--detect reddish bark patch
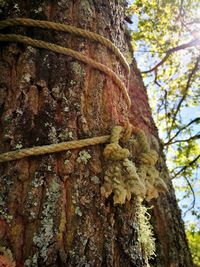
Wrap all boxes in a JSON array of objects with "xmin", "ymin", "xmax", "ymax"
[{"xmin": 0, "ymin": 220, "xmax": 7, "ymax": 239}]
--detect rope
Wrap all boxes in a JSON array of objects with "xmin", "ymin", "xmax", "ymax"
[
  {"xmin": 0, "ymin": 18, "xmax": 130, "ymax": 74},
  {"xmin": 0, "ymin": 34, "xmax": 131, "ymax": 106},
  {"xmin": 0, "ymin": 126, "xmax": 133, "ymax": 163},
  {"xmin": 101, "ymin": 125, "xmax": 146, "ymax": 204},
  {"xmin": 0, "ymin": 19, "xmax": 132, "ymax": 162},
  {"xmin": 103, "ymin": 126, "xmax": 130, "ymax": 160},
  {"xmin": 0, "ymin": 135, "xmax": 110, "ymax": 163},
  {"xmin": 0, "ymin": 33, "xmax": 131, "ymax": 107}
]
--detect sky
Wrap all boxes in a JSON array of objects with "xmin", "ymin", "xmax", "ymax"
[{"xmin": 127, "ymin": 0, "xmax": 200, "ymax": 228}]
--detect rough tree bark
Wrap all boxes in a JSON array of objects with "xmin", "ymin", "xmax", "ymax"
[{"xmin": 0, "ymin": 1, "xmax": 193, "ymax": 267}]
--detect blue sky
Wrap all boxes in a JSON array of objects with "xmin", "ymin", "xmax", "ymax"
[{"xmin": 127, "ymin": 0, "xmax": 200, "ymax": 228}]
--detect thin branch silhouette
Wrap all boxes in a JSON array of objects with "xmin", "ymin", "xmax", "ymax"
[
  {"xmin": 172, "ymin": 154, "xmax": 200, "ymax": 180},
  {"xmin": 164, "ymin": 117, "xmax": 200, "ymax": 145},
  {"xmin": 165, "ymin": 134, "xmax": 200, "ymax": 145},
  {"xmin": 183, "ymin": 175, "xmax": 196, "ymax": 217},
  {"xmin": 167, "ymin": 55, "xmax": 200, "ymax": 140},
  {"xmin": 141, "ymin": 39, "xmax": 199, "ymax": 74}
]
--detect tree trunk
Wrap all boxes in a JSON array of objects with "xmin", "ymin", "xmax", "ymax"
[{"xmin": 0, "ymin": 1, "xmax": 193, "ymax": 267}]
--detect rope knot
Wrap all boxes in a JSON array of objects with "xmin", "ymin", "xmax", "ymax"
[
  {"xmin": 140, "ymin": 150, "xmax": 158, "ymax": 165},
  {"xmin": 103, "ymin": 143, "xmax": 130, "ymax": 161},
  {"xmin": 101, "ymin": 125, "xmax": 147, "ymax": 204},
  {"xmin": 103, "ymin": 126, "xmax": 130, "ymax": 161}
]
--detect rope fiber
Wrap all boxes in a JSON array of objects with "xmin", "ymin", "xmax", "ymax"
[
  {"xmin": 0, "ymin": 33, "xmax": 131, "ymax": 107},
  {"xmin": 0, "ymin": 135, "xmax": 110, "ymax": 163},
  {"xmin": 0, "ymin": 18, "xmax": 131, "ymax": 107},
  {"xmin": 0, "ymin": 18, "xmax": 130, "ymax": 74},
  {"xmin": 0, "ymin": 18, "xmax": 132, "ymax": 163}
]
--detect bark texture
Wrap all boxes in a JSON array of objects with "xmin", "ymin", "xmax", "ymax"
[{"xmin": 0, "ymin": 0, "xmax": 193, "ymax": 267}]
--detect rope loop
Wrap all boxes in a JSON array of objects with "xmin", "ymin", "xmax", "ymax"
[
  {"xmin": 0, "ymin": 18, "xmax": 130, "ymax": 74},
  {"xmin": 0, "ymin": 18, "xmax": 131, "ymax": 107},
  {"xmin": 101, "ymin": 124, "xmax": 147, "ymax": 204},
  {"xmin": 0, "ymin": 19, "xmax": 132, "ymax": 161}
]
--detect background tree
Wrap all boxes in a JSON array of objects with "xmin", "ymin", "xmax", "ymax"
[
  {"xmin": 186, "ymin": 223, "xmax": 200, "ymax": 267},
  {"xmin": 0, "ymin": 0, "xmax": 194, "ymax": 266},
  {"xmin": 127, "ymin": 0, "xmax": 200, "ymax": 262}
]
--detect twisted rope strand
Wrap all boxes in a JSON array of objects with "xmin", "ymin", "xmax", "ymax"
[
  {"xmin": 0, "ymin": 33, "xmax": 131, "ymax": 107},
  {"xmin": 0, "ymin": 135, "xmax": 110, "ymax": 163},
  {"xmin": 0, "ymin": 19, "xmax": 132, "ymax": 162},
  {"xmin": 0, "ymin": 18, "xmax": 130, "ymax": 74}
]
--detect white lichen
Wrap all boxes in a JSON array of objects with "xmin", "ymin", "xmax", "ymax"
[
  {"xmin": 22, "ymin": 73, "xmax": 31, "ymax": 83},
  {"xmin": 31, "ymin": 173, "xmax": 44, "ymax": 188},
  {"xmin": 136, "ymin": 201, "xmax": 156, "ymax": 265},
  {"xmin": 33, "ymin": 179, "xmax": 60, "ymax": 261},
  {"xmin": 13, "ymin": 3, "xmax": 20, "ymax": 11},
  {"xmin": 16, "ymin": 108, "xmax": 23, "ymax": 115},
  {"xmin": 77, "ymin": 150, "xmax": 91, "ymax": 164},
  {"xmin": 25, "ymin": 253, "xmax": 38, "ymax": 267},
  {"xmin": 58, "ymin": 129, "xmax": 74, "ymax": 141},
  {"xmin": 48, "ymin": 126, "xmax": 58, "ymax": 143},
  {"xmin": 34, "ymin": 6, "xmax": 42, "ymax": 13},
  {"xmin": 30, "ymin": 211, "xmax": 36, "ymax": 219},
  {"xmin": 70, "ymin": 80, "xmax": 76, "ymax": 86},
  {"xmin": 47, "ymin": 165, "xmax": 52, "ymax": 171},
  {"xmin": 64, "ymin": 159, "xmax": 70, "ymax": 165},
  {"xmin": 15, "ymin": 143, "xmax": 23, "ymax": 150},
  {"xmin": 52, "ymin": 86, "xmax": 61, "ymax": 99},
  {"xmin": 64, "ymin": 106, "xmax": 69, "ymax": 112},
  {"xmin": 0, "ymin": 209, "xmax": 13, "ymax": 223},
  {"xmin": 27, "ymin": 46, "xmax": 37, "ymax": 54},
  {"xmin": 75, "ymin": 207, "xmax": 83, "ymax": 217},
  {"xmin": 91, "ymin": 176, "xmax": 100, "ymax": 184},
  {"xmin": 71, "ymin": 62, "xmax": 85, "ymax": 78}
]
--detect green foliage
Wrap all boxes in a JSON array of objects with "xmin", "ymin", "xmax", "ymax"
[
  {"xmin": 186, "ymin": 223, "xmax": 200, "ymax": 266},
  {"xmin": 127, "ymin": 0, "xmax": 200, "ymax": 225}
]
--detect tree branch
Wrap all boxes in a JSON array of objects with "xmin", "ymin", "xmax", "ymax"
[
  {"xmin": 157, "ymin": 90, "xmax": 167, "ymax": 114},
  {"xmin": 183, "ymin": 175, "xmax": 196, "ymax": 217},
  {"xmin": 154, "ymin": 68, "xmax": 162, "ymax": 87},
  {"xmin": 165, "ymin": 134, "xmax": 200, "ymax": 145},
  {"xmin": 164, "ymin": 117, "xmax": 200, "ymax": 145},
  {"xmin": 171, "ymin": 154, "xmax": 200, "ymax": 180},
  {"xmin": 134, "ymin": 50, "xmax": 165, "ymax": 54},
  {"xmin": 179, "ymin": 0, "xmax": 185, "ymax": 17},
  {"xmin": 167, "ymin": 55, "xmax": 200, "ymax": 140},
  {"xmin": 186, "ymin": 19, "xmax": 200, "ymax": 25},
  {"xmin": 164, "ymin": 91, "xmax": 170, "ymax": 139},
  {"xmin": 141, "ymin": 39, "xmax": 199, "ymax": 74}
]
